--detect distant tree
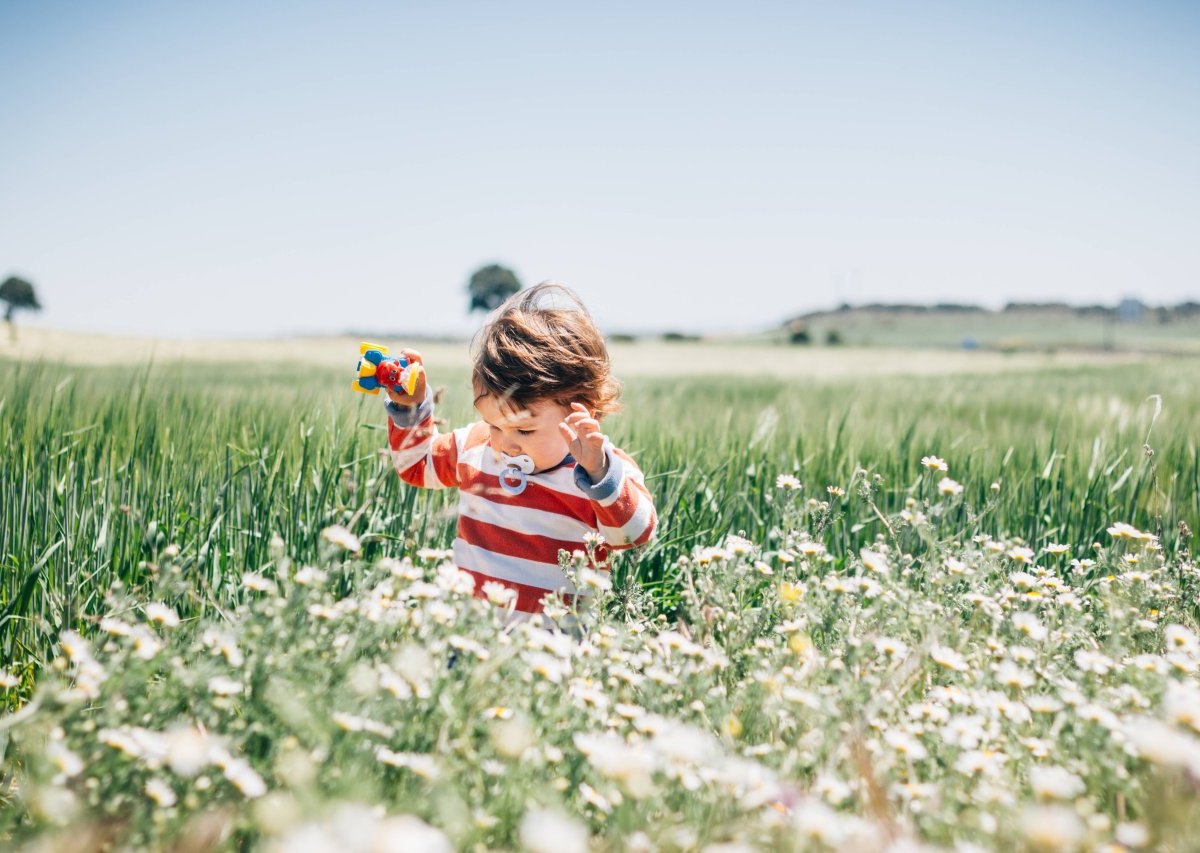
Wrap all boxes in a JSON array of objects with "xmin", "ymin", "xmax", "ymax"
[
  {"xmin": 1, "ymin": 275, "xmax": 42, "ymax": 342},
  {"xmin": 825, "ymin": 328, "xmax": 843, "ymax": 346},
  {"xmin": 467, "ymin": 264, "xmax": 521, "ymax": 314}
]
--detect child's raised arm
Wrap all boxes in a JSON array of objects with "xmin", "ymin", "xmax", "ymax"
[
  {"xmin": 562, "ymin": 405, "xmax": 657, "ymax": 549},
  {"xmin": 385, "ymin": 350, "xmax": 464, "ymax": 491}
]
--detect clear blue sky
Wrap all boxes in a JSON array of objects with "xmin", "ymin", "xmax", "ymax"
[{"xmin": 2, "ymin": 0, "xmax": 1198, "ymax": 337}]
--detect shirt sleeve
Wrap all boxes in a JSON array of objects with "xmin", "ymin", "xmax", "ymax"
[
  {"xmin": 574, "ymin": 444, "xmax": 657, "ymax": 549},
  {"xmin": 385, "ymin": 388, "xmax": 462, "ymax": 490}
]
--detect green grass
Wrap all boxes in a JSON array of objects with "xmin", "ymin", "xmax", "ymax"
[
  {"xmin": 5, "ymin": 352, "xmax": 1200, "ymax": 850},
  {"xmin": 2, "ymin": 355, "xmax": 1199, "ymax": 666}
]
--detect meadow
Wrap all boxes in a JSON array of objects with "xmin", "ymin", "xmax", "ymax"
[{"xmin": 2, "ymin": 344, "xmax": 1200, "ymax": 851}]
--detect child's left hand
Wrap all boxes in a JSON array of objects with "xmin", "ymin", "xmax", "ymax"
[{"xmin": 559, "ymin": 403, "xmax": 608, "ymax": 482}]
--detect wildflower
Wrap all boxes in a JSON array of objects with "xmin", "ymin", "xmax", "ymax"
[
  {"xmin": 907, "ymin": 702, "xmax": 949, "ymax": 723},
  {"xmin": 860, "ymin": 549, "xmax": 890, "ymax": 575},
  {"xmin": 1010, "ymin": 645, "xmax": 1036, "ymax": 663},
  {"xmin": 1029, "ymin": 766, "xmax": 1085, "ymax": 800},
  {"xmin": 791, "ymin": 799, "xmax": 849, "ymax": 846},
  {"xmin": 1074, "ymin": 649, "xmax": 1115, "ymax": 675},
  {"xmin": 921, "ymin": 455, "xmax": 949, "ymax": 473},
  {"xmin": 995, "ymin": 660, "xmax": 1035, "ymax": 689},
  {"xmin": 1021, "ymin": 737, "xmax": 1053, "ymax": 759},
  {"xmin": 201, "ymin": 629, "xmax": 244, "ymax": 667},
  {"xmin": 931, "ymin": 645, "xmax": 968, "ymax": 672},
  {"xmin": 1107, "ymin": 522, "xmax": 1152, "ymax": 541},
  {"xmin": 775, "ymin": 474, "xmax": 802, "ymax": 491},
  {"xmin": 815, "ymin": 774, "xmax": 853, "ymax": 805},
  {"xmin": 574, "ymin": 732, "xmax": 655, "ymax": 794},
  {"xmin": 482, "ymin": 582, "xmax": 517, "ymax": 607},
  {"xmin": 222, "ymin": 757, "xmax": 267, "ymax": 798},
  {"xmin": 1165, "ymin": 624, "xmax": 1199, "ymax": 655},
  {"xmin": 165, "ymin": 726, "xmax": 215, "ymax": 777},
  {"xmin": 884, "ymin": 730, "xmax": 928, "ymax": 761},
  {"xmin": 1076, "ymin": 704, "xmax": 1119, "ymax": 729},
  {"xmin": 579, "ymin": 568, "xmax": 612, "ymax": 592},
  {"xmin": 1007, "ymin": 547, "xmax": 1035, "ymax": 564},
  {"xmin": 208, "ymin": 676, "xmax": 244, "ymax": 697},
  {"xmin": 1164, "ymin": 682, "xmax": 1200, "ymax": 733},
  {"xmin": 778, "ymin": 582, "xmax": 805, "ymax": 604},
  {"xmin": 131, "ymin": 628, "xmax": 163, "ymax": 661},
  {"xmin": 1011, "ymin": 571, "xmax": 1038, "ymax": 590},
  {"xmin": 520, "ymin": 808, "xmax": 590, "ymax": 853},
  {"xmin": 873, "ymin": 637, "xmax": 908, "ymax": 659},
  {"xmin": 938, "ymin": 477, "xmax": 964, "ymax": 496},
  {"xmin": 144, "ymin": 778, "xmax": 177, "ymax": 808},
  {"xmin": 1044, "ymin": 543, "xmax": 1070, "ymax": 555},
  {"xmin": 826, "ymin": 486, "xmax": 845, "ymax": 498},
  {"xmin": 946, "ymin": 557, "xmax": 969, "ymax": 575},
  {"xmin": 796, "ymin": 540, "xmax": 827, "ymax": 558},
  {"xmin": 144, "ymin": 603, "xmax": 180, "ymax": 627},
  {"xmin": 376, "ymin": 748, "xmax": 440, "ymax": 779},
  {"xmin": 954, "ymin": 748, "xmax": 1007, "ymax": 777},
  {"xmin": 725, "ymin": 534, "xmax": 755, "ymax": 557},
  {"xmin": 1020, "ymin": 805, "xmax": 1084, "ymax": 851},
  {"xmin": 320, "ymin": 524, "xmax": 361, "ymax": 552},
  {"xmin": 1027, "ymin": 695, "xmax": 1063, "ymax": 714},
  {"xmin": 527, "ymin": 652, "xmax": 569, "ymax": 684},
  {"xmin": 491, "ymin": 716, "xmax": 535, "ymax": 759},
  {"xmin": 242, "ymin": 573, "xmax": 278, "ymax": 594},
  {"xmin": 0, "ymin": 671, "xmax": 19, "ymax": 689},
  {"xmin": 1115, "ymin": 823, "xmax": 1150, "ymax": 848},
  {"xmin": 332, "ymin": 712, "xmax": 394, "ymax": 738},
  {"xmin": 435, "ymin": 563, "xmax": 476, "ymax": 596},
  {"xmin": 47, "ymin": 742, "xmax": 84, "ymax": 783},
  {"xmin": 306, "ymin": 604, "xmax": 339, "ymax": 621},
  {"xmin": 942, "ymin": 715, "xmax": 988, "ymax": 749},
  {"xmin": 99, "ymin": 617, "xmax": 132, "ymax": 637},
  {"xmin": 579, "ymin": 782, "xmax": 614, "ymax": 813},
  {"xmin": 1012, "ymin": 612, "xmax": 1047, "ymax": 641}
]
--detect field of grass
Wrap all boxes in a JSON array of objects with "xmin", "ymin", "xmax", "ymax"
[{"xmin": 3, "ymin": 345, "xmax": 1200, "ymax": 850}]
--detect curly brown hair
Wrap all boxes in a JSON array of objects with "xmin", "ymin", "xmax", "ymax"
[{"xmin": 471, "ymin": 281, "xmax": 621, "ymax": 418}]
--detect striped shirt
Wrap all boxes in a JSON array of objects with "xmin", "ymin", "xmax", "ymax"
[{"xmin": 385, "ymin": 393, "xmax": 657, "ymax": 613}]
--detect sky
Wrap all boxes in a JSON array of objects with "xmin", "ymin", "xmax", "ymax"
[{"xmin": 1, "ymin": 0, "xmax": 1198, "ymax": 338}]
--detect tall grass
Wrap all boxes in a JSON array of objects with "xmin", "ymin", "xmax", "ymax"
[{"xmin": 3, "ymin": 356, "xmax": 1198, "ymax": 665}]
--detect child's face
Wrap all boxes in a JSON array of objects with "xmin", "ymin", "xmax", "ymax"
[{"xmin": 475, "ymin": 393, "xmax": 574, "ymax": 474}]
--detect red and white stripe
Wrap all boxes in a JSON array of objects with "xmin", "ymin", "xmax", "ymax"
[{"xmin": 387, "ymin": 409, "xmax": 656, "ymax": 612}]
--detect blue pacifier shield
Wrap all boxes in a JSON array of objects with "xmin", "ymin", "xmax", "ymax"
[
  {"xmin": 499, "ymin": 467, "xmax": 528, "ymax": 495},
  {"xmin": 499, "ymin": 453, "xmax": 534, "ymax": 496}
]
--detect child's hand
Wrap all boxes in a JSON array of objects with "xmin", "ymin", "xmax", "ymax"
[
  {"xmin": 384, "ymin": 349, "xmax": 427, "ymax": 407},
  {"xmin": 559, "ymin": 402, "xmax": 608, "ymax": 482}
]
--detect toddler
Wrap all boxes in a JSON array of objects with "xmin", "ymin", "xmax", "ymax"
[{"xmin": 384, "ymin": 282, "xmax": 657, "ymax": 614}]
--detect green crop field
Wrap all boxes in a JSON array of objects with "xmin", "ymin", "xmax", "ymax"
[{"xmin": 3, "ymin": 348, "xmax": 1200, "ymax": 850}]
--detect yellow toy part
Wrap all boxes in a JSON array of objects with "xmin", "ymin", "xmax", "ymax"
[{"xmin": 400, "ymin": 363, "xmax": 423, "ymax": 396}]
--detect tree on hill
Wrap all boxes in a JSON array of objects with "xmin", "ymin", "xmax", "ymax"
[
  {"xmin": 1, "ymin": 275, "xmax": 42, "ymax": 342},
  {"xmin": 467, "ymin": 264, "xmax": 521, "ymax": 314}
]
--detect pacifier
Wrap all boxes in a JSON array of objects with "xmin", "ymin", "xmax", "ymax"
[{"xmin": 499, "ymin": 453, "xmax": 535, "ymax": 495}]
